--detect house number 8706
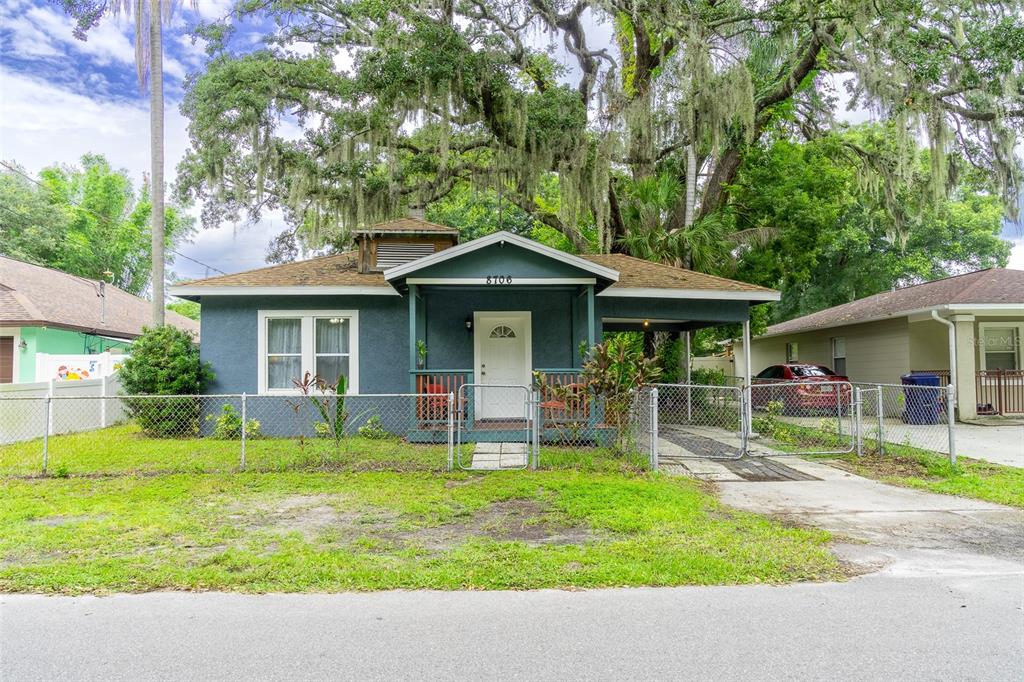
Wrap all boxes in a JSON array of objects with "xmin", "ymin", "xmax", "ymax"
[{"xmin": 486, "ymin": 275, "xmax": 513, "ymax": 284}]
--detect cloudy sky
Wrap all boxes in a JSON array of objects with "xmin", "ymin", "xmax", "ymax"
[{"xmin": 1, "ymin": 0, "xmax": 1021, "ymax": 284}]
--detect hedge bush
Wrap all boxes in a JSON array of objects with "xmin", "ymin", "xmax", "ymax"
[{"xmin": 119, "ymin": 325, "xmax": 214, "ymax": 437}]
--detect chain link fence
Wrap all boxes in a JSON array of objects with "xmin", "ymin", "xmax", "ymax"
[
  {"xmin": 639, "ymin": 380, "xmax": 956, "ymax": 465},
  {"xmin": 748, "ymin": 381, "xmax": 856, "ymax": 456},
  {"xmin": 651, "ymin": 383, "xmax": 745, "ymax": 463},
  {"xmin": 851, "ymin": 383, "xmax": 955, "ymax": 457},
  {"xmin": 0, "ymin": 388, "xmax": 652, "ymax": 475}
]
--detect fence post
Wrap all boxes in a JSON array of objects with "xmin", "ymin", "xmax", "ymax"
[
  {"xmin": 876, "ymin": 386, "xmax": 884, "ymax": 456},
  {"xmin": 42, "ymin": 396, "xmax": 51, "ymax": 474},
  {"xmin": 854, "ymin": 387, "xmax": 863, "ymax": 456},
  {"xmin": 649, "ymin": 387, "xmax": 659, "ymax": 471},
  {"xmin": 100, "ymin": 374, "xmax": 109, "ymax": 428},
  {"xmin": 447, "ymin": 392, "xmax": 455, "ymax": 472},
  {"xmin": 532, "ymin": 389, "xmax": 541, "ymax": 470},
  {"xmin": 946, "ymin": 384, "xmax": 957, "ymax": 466},
  {"xmin": 240, "ymin": 393, "xmax": 247, "ymax": 470}
]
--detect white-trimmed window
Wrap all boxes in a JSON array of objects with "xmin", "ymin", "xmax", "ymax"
[
  {"xmin": 979, "ymin": 323, "xmax": 1021, "ymax": 370},
  {"xmin": 831, "ymin": 337, "xmax": 847, "ymax": 376},
  {"xmin": 785, "ymin": 342, "xmax": 799, "ymax": 363},
  {"xmin": 258, "ymin": 311, "xmax": 358, "ymax": 393}
]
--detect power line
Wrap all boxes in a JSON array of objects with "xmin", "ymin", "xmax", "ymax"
[{"xmin": 0, "ymin": 159, "xmax": 228, "ymax": 275}]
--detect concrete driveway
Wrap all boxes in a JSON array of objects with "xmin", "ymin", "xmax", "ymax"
[
  {"xmin": 953, "ymin": 422, "xmax": 1024, "ymax": 467},
  {"xmin": 714, "ymin": 457, "xmax": 1024, "ymax": 570}
]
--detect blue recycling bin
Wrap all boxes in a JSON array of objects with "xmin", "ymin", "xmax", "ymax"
[{"xmin": 901, "ymin": 373, "xmax": 942, "ymax": 425}]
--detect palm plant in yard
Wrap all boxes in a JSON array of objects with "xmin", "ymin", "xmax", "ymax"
[{"xmin": 58, "ymin": 0, "xmax": 195, "ymax": 325}]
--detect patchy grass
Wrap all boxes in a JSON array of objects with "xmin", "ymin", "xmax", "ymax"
[
  {"xmin": 831, "ymin": 449, "xmax": 1024, "ymax": 509},
  {"xmin": 0, "ymin": 468, "xmax": 840, "ymax": 593}
]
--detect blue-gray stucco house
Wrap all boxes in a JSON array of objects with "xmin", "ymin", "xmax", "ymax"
[{"xmin": 170, "ymin": 218, "xmax": 778, "ymax": 441}]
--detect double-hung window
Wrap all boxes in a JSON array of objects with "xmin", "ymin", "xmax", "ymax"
[
  {"xmin": 980, "ymin": 325, "xmax": 1020, "ymax": 370},
  {"xmin": 831, "ymin": 337, "xmax": 847, "ymax": 376},
  {"xmin": 258, "ymin": 311, "xmax": 358, "ymax": 393}
]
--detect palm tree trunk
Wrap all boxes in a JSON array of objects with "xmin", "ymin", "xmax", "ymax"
[
  {"xmin": 679, "ymin": 142, "xmax": 697, "ymax": 383},
  {"xmin": 149, "ymin": 0, "xmax": 165, "ymax": 326}
]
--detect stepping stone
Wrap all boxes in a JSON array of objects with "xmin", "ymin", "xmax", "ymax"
[{"xmin": 470, "ymin": 442, "xmax": 529, "ymax": 470}]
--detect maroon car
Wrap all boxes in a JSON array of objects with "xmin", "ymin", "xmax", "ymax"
[{"xmin": 751, "ymin": 364, "xmax": 852, "ymax": 414}]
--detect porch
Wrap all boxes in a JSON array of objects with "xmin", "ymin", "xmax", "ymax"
[{"xmin": 915, "ymin": 369, "xmax": 1024, "ymax": 416}]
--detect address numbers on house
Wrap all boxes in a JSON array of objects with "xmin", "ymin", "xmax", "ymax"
[{"xmin": 486, "ymin": 275, "xmax": 513, "ymax": 284}]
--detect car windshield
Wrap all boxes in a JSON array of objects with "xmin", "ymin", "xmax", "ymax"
[{"xmin": 790, "ymin": 365, "xmax": 835, "ymax": 377}]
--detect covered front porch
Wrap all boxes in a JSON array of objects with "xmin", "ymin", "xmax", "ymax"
[
  {"xmin": 401, "ymin": 286, "xmax": 764, "ymax": 444},
  {"xmin": 381, "ymin": 231, "xmax": 777, "ymax": 443}
]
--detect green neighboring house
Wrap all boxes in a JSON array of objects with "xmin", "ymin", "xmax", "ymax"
[{"xmin": 0, "ymin": 255, "xmax": 199, "ymax": 384}]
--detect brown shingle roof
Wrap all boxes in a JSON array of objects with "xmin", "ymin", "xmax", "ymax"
[
  {"xmin": 176, "ymin": 251, "xmax": 387, "ymax": 288},
  {"xmin": 765, "ymin": 268, "xmax": 1024, "ymax": 336},
  {"xmin": 0, "ymin": 256, "xmax": 200, "ymax": 339},
  {"xmin": 177, "ymin": 247, "xmax": 776, "ymax": 298},
  {"xmin": 353, "ymin": 217, "xmax": 459, "ymax": 235},
  {"xmin": 582, "ymin": 253, "xmax": 777, "ymax": 294}
]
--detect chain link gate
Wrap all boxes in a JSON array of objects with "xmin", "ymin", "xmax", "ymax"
[
  {"xmin": 747, "ymin": 381, "xmax": 856, "ymax": 456},
  {"xmin": 455, "ymin": 383, "xmax": 534, "ymax": 470},
  {"xmin": 648, "ymin": 383, "xmax": 746, "ymax": 462}
]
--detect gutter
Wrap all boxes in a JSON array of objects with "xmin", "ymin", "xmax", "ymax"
[{"xmin": 930, "ymin": 310, "xmax": 957, "ymax": 397}]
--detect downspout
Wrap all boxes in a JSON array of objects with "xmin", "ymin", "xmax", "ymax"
[{"xmin": 930, "ymin": 309, "xmax": 957, "ymax": 394}]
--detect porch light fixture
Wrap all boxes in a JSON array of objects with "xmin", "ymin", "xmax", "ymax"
[
  {"xmin": 464, "ymin": 316, "xmax": 473, "ymax": 331},
  {"xmin": 642, "ymin": 319, "xmax": 650, "ymax": 329},
  {"xmin": 18, "ymin": 340, "xmax": 27, "ymax": 350}
]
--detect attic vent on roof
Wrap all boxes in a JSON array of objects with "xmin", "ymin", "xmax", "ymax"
[{"xmin": 376, "ymin": 243, "xmax": 436, "ymax": 270}]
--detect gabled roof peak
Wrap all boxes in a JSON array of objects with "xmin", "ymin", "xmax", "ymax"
[{"xmin": 383, "ymin": 230, "xmax": 620, "ymax": 282}]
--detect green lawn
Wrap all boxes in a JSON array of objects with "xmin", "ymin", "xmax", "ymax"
[{"xmin": 0, "ymin": 427, "xmax": 840, "ymax": 593}]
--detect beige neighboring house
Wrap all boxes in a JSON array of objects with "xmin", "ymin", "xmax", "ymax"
[{"xmin": 735, "ymin": 268, "xmax": 1024, "ymax": 419}]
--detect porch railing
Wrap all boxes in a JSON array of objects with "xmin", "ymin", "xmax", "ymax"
[
  {"xmin": 977, "ymin": 369, "xmax": 1024, "ymax": 415},
  {"xmin": 412, "ymin": 370, "xmax": 471, "ymax": 423},
  {"xmin": 534, "ymin": 368, "xmax": 588, "ymax": 422},
  {"xmin": 910, "ymin": 369, "xmax": 1024, "ymax": 415}
]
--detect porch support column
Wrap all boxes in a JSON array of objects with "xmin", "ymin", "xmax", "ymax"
[
  {"xmin": 586, "ymin": 284, "xmax": 595, "ymax": 349},
  {"xmin": 952, "ymin": 314, "xmax": 977, "ymax": 420},
  {"xmin": 408, "ymin": 284, "xmax": 418, "ymax": 392}
]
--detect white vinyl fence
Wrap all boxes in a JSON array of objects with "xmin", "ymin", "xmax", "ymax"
[{"xmin": 0, "ymin": 374, "xmax": 124, "ymax": 444}]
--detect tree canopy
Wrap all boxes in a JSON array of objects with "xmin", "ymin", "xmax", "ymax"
[
  {"xmin": 178, "ymin": 0, "xmax": 1023, "ymax": 262},
  {"xmin": 0, "ymin": 155, "xmax": 193, "ymax": 295}
]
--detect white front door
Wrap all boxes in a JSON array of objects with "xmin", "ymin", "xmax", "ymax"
[{"xmin": 474, "ymin": 312, "xmax": 531, "ymax": 420}]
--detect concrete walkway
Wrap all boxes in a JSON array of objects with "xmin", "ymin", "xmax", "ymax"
[{"xmin": 468, "ymin": 442, "xmax": 529, "ymax": 469}]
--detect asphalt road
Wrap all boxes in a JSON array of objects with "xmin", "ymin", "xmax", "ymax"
[{"xmin": 3, "ymin": 558, "xmax": 1023, "ymax": 682}]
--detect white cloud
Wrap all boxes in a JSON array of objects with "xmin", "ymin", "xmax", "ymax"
[
  {"xmin": 0, "ymin": 67, "xmax": 277, "ymax": 277},
  {"xmin": 2, "ymin": 2, "xmax": 188, "ymax": 81},
  {"xmin": 1007, "ymin": 239, "xmax": 1024, "ymax": 270}
]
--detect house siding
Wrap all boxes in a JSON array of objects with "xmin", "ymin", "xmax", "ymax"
[
  {"xmin": 200, "ymin": 295, "xmax": 409, "ymax": 394},
  {"xmin": 742, "ymin": 317, "xmax": 911, "ymax": 383},
  {"xmin": 199, "ymin": 291, "xmax": 756, "ymax": 394}
]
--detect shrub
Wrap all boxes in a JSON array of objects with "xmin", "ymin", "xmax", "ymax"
[
  {"xmin": 752, "ymin": 400, "xmax": 784, "ymax": 437},
  {"xmin": 357, "ymin": 415, "xmax": 391, "ymax": 440},
  {"xmin": 119, "ymin": 325, "xmax": 214, "ymax": 437},
  {"xmin": 207, "ymin": 404, "xmax": 261, "ymax": 440},
  {"xmin": 691, "ymin": 367, "xmax": 727, "ymax": 386}
]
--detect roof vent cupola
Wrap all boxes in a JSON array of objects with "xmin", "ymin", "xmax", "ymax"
[{"xmin": 354, "ymin": 217, "xmax": 459, "ymax": 274}]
